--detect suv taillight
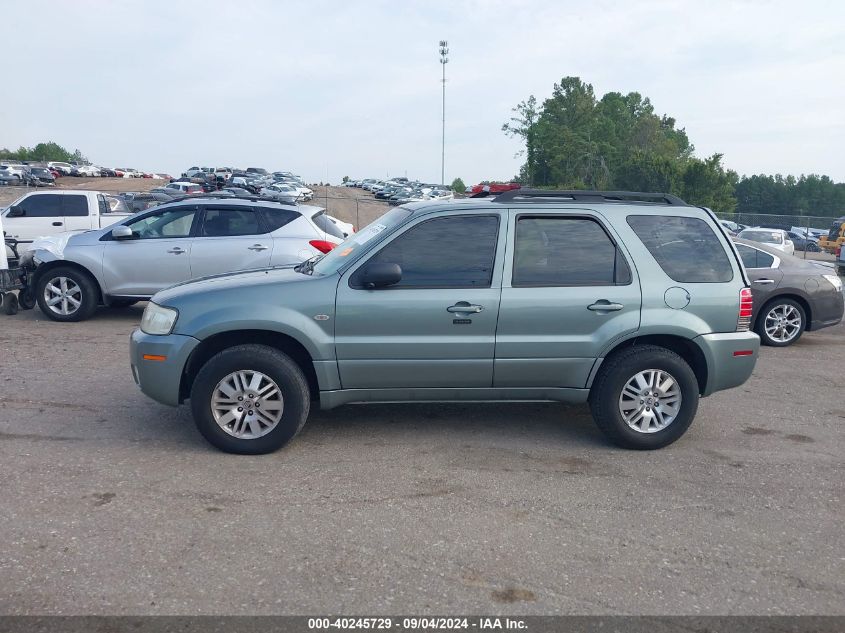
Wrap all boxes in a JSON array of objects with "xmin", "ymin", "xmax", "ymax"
[
  {"xmin": 737, "ymin": 288, "xmax": 753, "ymax": 331},
  {"xmin": 309, "ymin": 240, "xmax": 336, "ymax": 254}
]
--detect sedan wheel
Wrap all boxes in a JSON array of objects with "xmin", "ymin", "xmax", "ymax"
[{"xmin": 758, "ymin": 299, "xmax": 805, "ymax": 347}]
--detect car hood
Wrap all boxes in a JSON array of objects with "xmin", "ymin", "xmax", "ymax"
[{"xmin": 152, "ymin": 265, "xmax": 312, "ymax": 304}]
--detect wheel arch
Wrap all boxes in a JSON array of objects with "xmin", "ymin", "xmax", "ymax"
[
  {"xmin": 593, "ymin": 334, "xmax": 709, "ymax": 395},
  {"xmin": 181, "ymin": 329, "xmax": 320, "ymax": 403},
  {"xmin": 33, "ymin": 260, "xmax": 103, "ymax": 303},
  {"xmin": 754, "ymin": 293, "xmax": 812, "ymax": 332}
]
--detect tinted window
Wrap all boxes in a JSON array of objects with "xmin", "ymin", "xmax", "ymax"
[
  {"xmin": 737, "ymin": 245, "xmax": 775, "ymax": 269},
  {"xmin": 98, "ymin": 195, "xmax": 110, "ymax": 216},
  {"xmin": 627, "ymin": 215, "xmax": 733, "ymax": 283},
  {"xmin": 259, "ymin": 207, "xmax": 299, "ymax": 232},
  {"xmin": 126, "ymin": 208, "xmax": 196, "ymax": 239},
  {"xmin": 360, "ymin": 215, "xmax": 499, "ymax": 288},
  {"xmin": 513, "ymin": 216, "xmax": 631, "ymax": 286},
  {"xmin": 62, "ymin": 195, "xmax": 88, "ymax": 217},
  {"xmin": 18, "ymin": 194, "xmax": 62, "ymax": 217},
  {"xmin": 311, "ymin": 211, "xmax": 346, "ymax": 239},
  {"xmin": 201, "ymin": 208, "xmax": 261, "ymax": 236}
]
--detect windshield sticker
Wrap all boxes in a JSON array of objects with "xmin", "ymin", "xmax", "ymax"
[{"xmin": 354, "ymin": 223, "xmax": 387, "ymax": 244}]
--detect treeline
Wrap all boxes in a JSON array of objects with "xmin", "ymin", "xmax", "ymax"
[
  {"xmin": 0, "ymin": 141, "xmax": 88, "ymax": 165},
  {"xmin": 503, "ymin": 77, "xmax": 844, "ymax": 217}
]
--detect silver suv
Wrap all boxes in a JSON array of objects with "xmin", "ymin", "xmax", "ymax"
[{"xmin": 130, "ymin": 190, "xmax": 760, "ymax": 454}]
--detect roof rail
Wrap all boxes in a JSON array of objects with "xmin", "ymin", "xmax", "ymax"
[
  {"xmin": 487, "ymin": 189, "xmax": 689, "ymax": 206},
  {"xmin": 163, "ymin": 193, "xmax": 298, "ymax": 206}
]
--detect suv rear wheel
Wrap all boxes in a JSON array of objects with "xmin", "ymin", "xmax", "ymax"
[
  {"xmin": 589, "ymin": 345, "xmax": 699, "ymax": 449},
  {"xmin": 190, "ymin": 344, "xmax": 310, "ymax": 454}
]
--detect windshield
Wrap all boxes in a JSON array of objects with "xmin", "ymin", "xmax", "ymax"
[
  {"xmin": 311, "ymin": 207, "xmax": 413, "ymax": 276},
  {"xmin": 740, "ymin": 230, "xmax": 782, "ymax": 244}
]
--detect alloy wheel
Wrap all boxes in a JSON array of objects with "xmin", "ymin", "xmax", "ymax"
[
  {"xmin": 43, "ymin": 276, "xmax": 82, "ymax": 316},
  {"xmin": 618, "ymin": 369, "xmax": 682, "ymax": 434},
  {"xmin": 211, "ymin": 370, "xmax": 285, "ymax": 439},
  {"xmin": 764, "ymin": 304, "xmax": 802, "ymax": 343}
]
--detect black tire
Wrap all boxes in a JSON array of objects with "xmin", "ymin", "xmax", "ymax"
[
  {"xmin": 2, "ymin": 292, "xmax": 19, "ymax": 315},
  {"xmin": 756, "ymin": 297, "xmax": 806, "ymax": 347},
  {"xmin": 18, "ymin": 287, "xmax": 36, "ymax": 310},
  {"xmin": 110, "ymin": 299, "xmax": 139, "ymax": 308},
  {"xmin": 35, "ymin": 266, "xmax": 99, "ymax": 322},
  {"xmin": 589, "ymin": 345, "xmax": 699, "ymax": 450},
  {"xmin": 190, "ymin": 344, "xmax": 310, "ymax": 454}
]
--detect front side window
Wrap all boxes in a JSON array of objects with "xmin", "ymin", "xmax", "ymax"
[
  {"xmin": 356, "ymin": 214, "xmax": 499, "ymax": 289},
  {"xmin": 125, "ymin": 208, "xmax": 196, "ymax": 239},
  {"xmin": 18, "ymin": 194, "xmax": 62, "ymax": 217},
  {"xmin": 628, "ymin": 215, "xmax": 733, "ymax": 283},
  {"xmin": 512, "ymin": 216, "xmax": 631, "ymax": 286},
  {"xmin": 201, "ymin": 208, "xmax": 261, "ymax": 237}
]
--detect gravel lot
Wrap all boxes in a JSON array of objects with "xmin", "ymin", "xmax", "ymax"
[{"xmin": 0, "ymin": 302, "xmax": 843, "ymax": 615}]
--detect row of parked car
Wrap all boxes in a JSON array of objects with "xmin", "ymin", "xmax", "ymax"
[
  {"xmin": 0, "ymin": 161, "xmax": 172, "ymax": 186},
  {"xmin": 166, "ymin": 167, "xmax": 315, "ymax": 204},
  {"xmin": 720, "ymin": 220, "xmax": 825, "ymax": 253},
  {"xmin": 343, "ymin": 178, "xmax": 455, "ymax": 205}
]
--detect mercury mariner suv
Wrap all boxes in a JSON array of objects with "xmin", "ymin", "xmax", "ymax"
[{"xmin": 130, "ymin": 190, "xmax": 760, "ymax": 454}]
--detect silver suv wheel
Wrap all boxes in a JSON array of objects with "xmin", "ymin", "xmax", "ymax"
[
  {"xmin": 43, "ymin": 276, "xmax": 82, "ymax": 316},
  {"xmin": 618, "ymin": 369, "xmax": 682, "ymax": 434},
  {"xmin": 211, "ymin": 370, "xmax": 285, "ymax": 439}
]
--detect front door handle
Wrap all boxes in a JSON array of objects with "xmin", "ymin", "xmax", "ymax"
[
  {"xmin": 248, "ymin": 244, "xmax": 269, "ymax": 251},
  {"xmin": 587, "ymin": 300, "xmax": 624, "ymax": 312},
  {"xmin": 167, "ymin": 247, "xmax": 186, "ymax": 255},
  {"xmin": 447, "ymin": 302, "xmax": 484, "ymax": 314},
  {"xmin": 52, "ymin": 221, "xmax": 63, "ymax": 227},
  {"xmin": 753, "ymin": 279, "xmax": 775, "ymax": 285}
]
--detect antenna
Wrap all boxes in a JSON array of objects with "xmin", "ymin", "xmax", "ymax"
[{"xmin": 439, "ymin": 40, "xmax": 449, "ymax": 186}]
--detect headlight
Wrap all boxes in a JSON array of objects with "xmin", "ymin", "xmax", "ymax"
[
  {"xmin": 822, "ymin": 274, "xmax": 843, "ymax": 292},
  {"xmin": 140, "ymin": 302, "xmax": 178, "ymax": 335}
]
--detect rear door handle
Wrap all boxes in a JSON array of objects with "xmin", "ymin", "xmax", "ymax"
[
  {"xmin": 52, "ymin": 221, "xmax": 63, "ymax": 227},
  {"xmin": 167, "ymin": 247, "xmax": 186, "ymax": 255},
  {"xmin": 588, "ymin": 301, "xmax": 624, "ymax": 312},
  {"xmin": 447, "ymin": 302, "xmax": 484, "ymax": 314},
  {"xmin": 248, "ymin": 244, "xmax": 269, "ymax": 251},
  {"xmin": 753, "ymin": 279, "xmax": 775, "ymax": 285}
]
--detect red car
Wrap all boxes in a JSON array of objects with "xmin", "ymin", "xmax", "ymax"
[{"xmin": 468, "ymin": 182, "xmax": 521, "ymax": 194}]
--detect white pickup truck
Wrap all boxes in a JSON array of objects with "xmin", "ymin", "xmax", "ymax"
[{"xmin": 2, "ymin": 190, "xmax": 131, "ymax": 244}]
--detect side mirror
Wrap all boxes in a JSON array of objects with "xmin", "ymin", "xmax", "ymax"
[
  {"xmin": 359, "ymin": 262, "xmax": 402, "ymax": 289},
  {"xmin": 112, "ymin": 225, "xmax": 135, "ymax": 240},
  {"xmin": 7, "ymin": 205, "xmax": 24, "ymax": 218}
]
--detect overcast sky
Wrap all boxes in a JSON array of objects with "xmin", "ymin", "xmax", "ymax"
[{"xmin": 3, "ymin": 0, "xmax": 843, "ymax": 184}]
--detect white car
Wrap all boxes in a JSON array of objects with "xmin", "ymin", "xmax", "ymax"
[
  {"xmin": 737, "ymin": 228, "xmax": 795, "ymax": 256},
  {"xmin": 47, "ymin": 161, "xmax": 73, "ymax": 175},
  {"xmin": 75, "ymin": 165, "xmax": 102, "ymax": 177},
  {"xmin": 260, "ymin": 184, "xmax": 300, "ymax": 203},
  {"xmin": 326, "ymin": 215, "xmax": 354, "ymax": 237}
]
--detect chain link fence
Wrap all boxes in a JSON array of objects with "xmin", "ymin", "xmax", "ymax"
[{"xmin": 713, "ymin": 212, "xmax": 843, "ymax": 261}]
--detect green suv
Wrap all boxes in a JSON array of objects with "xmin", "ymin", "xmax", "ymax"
[{"xmin": 130, "ymin": 190, "xmax": 759, "ymax": 454}]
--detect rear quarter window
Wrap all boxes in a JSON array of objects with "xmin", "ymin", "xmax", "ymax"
[{"xmin": 627, "ymin": 215, "xmax": 733, "ymax": 283}]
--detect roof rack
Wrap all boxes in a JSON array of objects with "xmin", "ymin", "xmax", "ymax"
[
  {"xmin": 482, "ymin": 189, "xmax": 688, "ymax": 206},
  {"xmin": 157, "ymin": 192, "xmax": 302, "ymax": 207}
]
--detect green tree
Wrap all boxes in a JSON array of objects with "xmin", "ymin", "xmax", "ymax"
[
  {"xmin": 450, "ymin": 177, "xmax": 466, "ymax": 194},
  {"xmin": 342, "ymin": 176, "xmax": 349, "ymax": 183},
  {"xmin": 0, "ymin": 141, "xmax": 87, "ymax": 164}
]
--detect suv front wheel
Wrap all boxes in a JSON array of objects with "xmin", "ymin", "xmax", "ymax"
[
  {"xmin": 589, "ymin": 345, "xmax": 699, "ymax": 450},
  {"xmin": 190, "ymin": 344, "xmax": 310, "ymax": 454}
]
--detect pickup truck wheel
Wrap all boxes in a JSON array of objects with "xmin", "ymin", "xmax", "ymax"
[
  {"xmin": 35, "ymin": 267, "xmax": 99, "ymax": 322},
  {"xmin": 589, "ymin": 345, "xmax": 699, "ymax": 450},
  {"xmin": 190, "ymin": 344, "xmax": 310, "ymax": 454},
  {"xmin": 757, "ymin": 298, "xmax": 805, "ymax": 347}
]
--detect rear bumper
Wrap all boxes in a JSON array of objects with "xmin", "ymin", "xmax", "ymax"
[
  {"xmin": 695, "ymin": 331, "xmax": 760, "ymax": 397},
  {"xmin": 130, "ymin": 329, "xmax": 200, "ymax": 406}
]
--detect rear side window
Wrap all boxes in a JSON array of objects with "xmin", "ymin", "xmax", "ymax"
[
  {"xmin": 627, "ymin": 215, "xmax": 733, "ymax": 283},
  {"xmin": 736, "ymin": 244, "xmax": 775, "ymax": 269},
  {"xmin": 98, "ymin": 195, "xmax": 110, "ymax": 215},
  {"xmin": 17, "ymin": 194, "xmax": 62, "ymax": 217},
  {"xmin": 62, "ymin": 195, "xmax": 88, "ymax": 217},
  {"xmin": 513, "ymin": 216, "xmax": 631, "ymax": 286},
  {"xmin": 311, "ymin": 211, "xmax": 346, "ymax": 239},
  {"xmin": 258, "ymin": 207, "xmax": 300, "ymax": 232},
  {"xmin": 201, "ymin": 208, "xmax": 262, "ymax": 236}
]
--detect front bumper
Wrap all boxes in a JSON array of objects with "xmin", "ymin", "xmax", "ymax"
[
  {"xmin": 695, "ymin": 331, "xmax": 760, "ymax": 397},
  {"xmin": 130, "ymin": 329, "xmax": 200, "ymax": 406}
]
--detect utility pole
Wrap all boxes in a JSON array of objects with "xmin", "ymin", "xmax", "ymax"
[{"xmin": 439, "ymin": 40, "xmax": 449, "ymax": 186}]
